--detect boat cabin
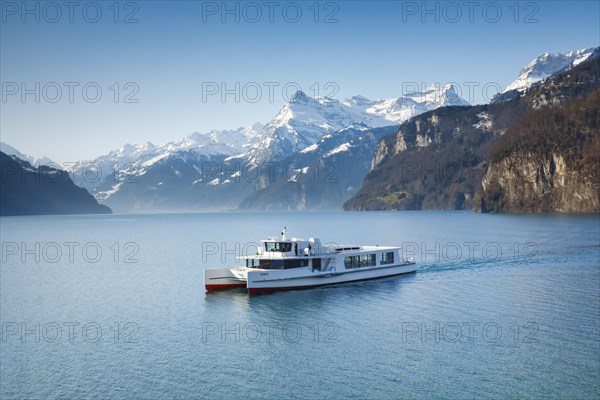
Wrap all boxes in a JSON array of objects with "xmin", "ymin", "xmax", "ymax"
[
  {"xmin": 260, "ymin": 236, "xmax": 324, "ymax": 257},
  {"xmin": 241, "ymin": 228, "xmax": 332, "ymax": 270},
  {"xmin": 239, "ymin": 228, "xmax": 409, "ymax": 272}
]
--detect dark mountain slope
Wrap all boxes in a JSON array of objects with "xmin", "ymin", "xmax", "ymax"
[{"xmin": 0, "ymin": 152, "xmax": 111, "ymax": 216}]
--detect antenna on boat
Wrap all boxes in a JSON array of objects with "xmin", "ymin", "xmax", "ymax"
[{"xmin": 281, "ymin": 226, "xmax": 287, "ymax": 241}]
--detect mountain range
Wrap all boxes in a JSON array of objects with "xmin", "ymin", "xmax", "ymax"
[
  {"xmin": 3, "ymin": 46, "xmax": 597, "ymax": 213},
  {"xmin": 64, "ymin": 83, "xmax": 470, "ymax": 212},
  {"xmin": 345, "ymin": 47, "xmax": 600, "ymax": 213},
  {"xmin": 493, "ymin": 47, "xmax": 596, "ymax": 102}
]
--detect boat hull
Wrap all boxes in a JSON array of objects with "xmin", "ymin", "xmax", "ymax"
[
  {"xmin": 206, "ymin": 282, "xmax": 247, "ymax": 291},
  {"xmin": 246, "ymin": 262, "xmax": 416, "ymax": 295},
  {"xmin": 204, "ymin": 267, "xmax": 248, "ymax": 292}
]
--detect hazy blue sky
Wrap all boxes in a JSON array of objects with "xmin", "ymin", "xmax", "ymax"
[{"xmin": 1, "ymin": 0, "xmax": 599, "ymax": 163}]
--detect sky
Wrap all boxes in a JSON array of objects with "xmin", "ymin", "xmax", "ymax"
[{"xmin": 1, "ymin": 0, "xmax": 599, "ymax": 164}]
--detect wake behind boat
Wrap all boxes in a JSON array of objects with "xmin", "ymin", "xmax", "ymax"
[{"xmin": 204, "ymin": 228, "xmax": 416, "ymax": 294}]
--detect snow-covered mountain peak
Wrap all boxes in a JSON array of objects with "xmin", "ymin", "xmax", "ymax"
[
  {"xmin": 247, "ymin": 83, "xmax": 474, "ymax": 164},
  {"xmin": 401, "ymin": 83, "xmax": 468, "ymax": 106},
  {"xmin": 73, "ymin": 123, "xmax": 263, "ymax": 188},
  {"xmin": 289, "ymin": 90, "xmax": 341, "ymax": 106},
  {"xmin": 0, "ymin": 142, "xmax": 55, "ymax": 166},
  {"xmin": 503, "ymin": 47, "xmax": 597, "ymax": 93},
  {"xmin": 113, "ymin": 142, "xmax": 156, "ymax": 158},
  {"xmin": 343, "ymin": 95, "xmax": 373, "ymax": 107},
  {"xmin": 170, "ymin": 125, "xmax": 263, "ymax": 156},
  {"xmin": 289, "ymin": 90, "xmax": 311, "ymax": 104},
  {"xmin": 342, "ymin": 84, "xmax": 470, "ymax": 125},
  {"xmin": 439, "ymin": 83, "xmax": 462, "ymax": 101},
  {"xmin": 245, "ymin": 83, "xmax": 473, "ymax": 165},
  {"xmin": 247, "ymin": 90, "xmax": 398, "ymax": 164}
]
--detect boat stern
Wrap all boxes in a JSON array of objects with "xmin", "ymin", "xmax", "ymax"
[{"xmin": 204, "ymin": 267, "xmax": 247, "ymax": 292}]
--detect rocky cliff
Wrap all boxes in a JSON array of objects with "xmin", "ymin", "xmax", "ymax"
[{"xmin": 478, "ymin": 90, "xmax": 600, "ymax": 213}]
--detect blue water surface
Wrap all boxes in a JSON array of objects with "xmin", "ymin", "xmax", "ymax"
[{"xmin": 1, "ymin": 211, "xmax": 598, "ymax": 399}]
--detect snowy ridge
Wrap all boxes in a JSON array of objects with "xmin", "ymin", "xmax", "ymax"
[
  {"xmin": 246, "ymin": 91, "xmax": 396, "ymax": 165},
  {"xmin": 74, "ymin": 84, "xmax": 472, "ymax": 177},
  {"xmin": 248, "ymin": 85, "xmax": 470, "ymax": 165},
  {"xmin": 503, "ymin": 47, "xmax": 597, "ymax": 93},
  {"xmin": 0, "ymin": 142, "xmax": 55, "ymax": 166},
  {"xmin": 67, "ymin": 85, "xmax": 473, "ymax": 203},
  {"xmin": 73, "ymin": 124, "xmax": 263, "ymax": 184},
  {"xmin": 344, "ymin": 84, "xmax": 470, "ymax": 123}
]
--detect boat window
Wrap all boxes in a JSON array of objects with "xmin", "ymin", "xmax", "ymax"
[
  {"xmin": 264, "ymin": 242, "xmax": 292, "ymax": 252},
  {"xmin": 258, "ymin": 258, "xmax": 308, "ymax": 269},
  {"xmin": 258, "ymin": 259, "xmax": 283, "ymax": 269},
  {"xmin": 284, "ymin": 259, "xmax": 309, "ymax": 269},
  {"xmin": 380, "ymin": 252, "xmax": 394, "ymax": 265},
  {"xmin": 360, "ymin": 254, "xmax": 376, "ymax": 267},
  {"xmin": 344, "ymin": 254, "xmax": 376, "ymax": 269},
  {"xmin": 344, "ymin": 256, "xmax": 358, "ymax": 269}
]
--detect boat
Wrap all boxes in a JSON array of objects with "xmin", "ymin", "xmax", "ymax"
[{"xmin": 204, "ymin": 227, "xmax": 417, "ymax": 295}]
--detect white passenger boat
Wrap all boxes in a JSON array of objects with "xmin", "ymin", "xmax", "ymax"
[{"xmin": 204, "ymin": 228, "xmax": 416, "ymax": 295}]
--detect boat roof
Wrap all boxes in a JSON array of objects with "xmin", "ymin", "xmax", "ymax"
[{"xmin": 237, "ymin": 245, "xmax": 400, "ymax": 260}]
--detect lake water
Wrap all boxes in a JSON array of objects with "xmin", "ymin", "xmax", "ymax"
[{"xmin": 1, "ymin": 211, "xmax": 599, "ymax": 399}]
